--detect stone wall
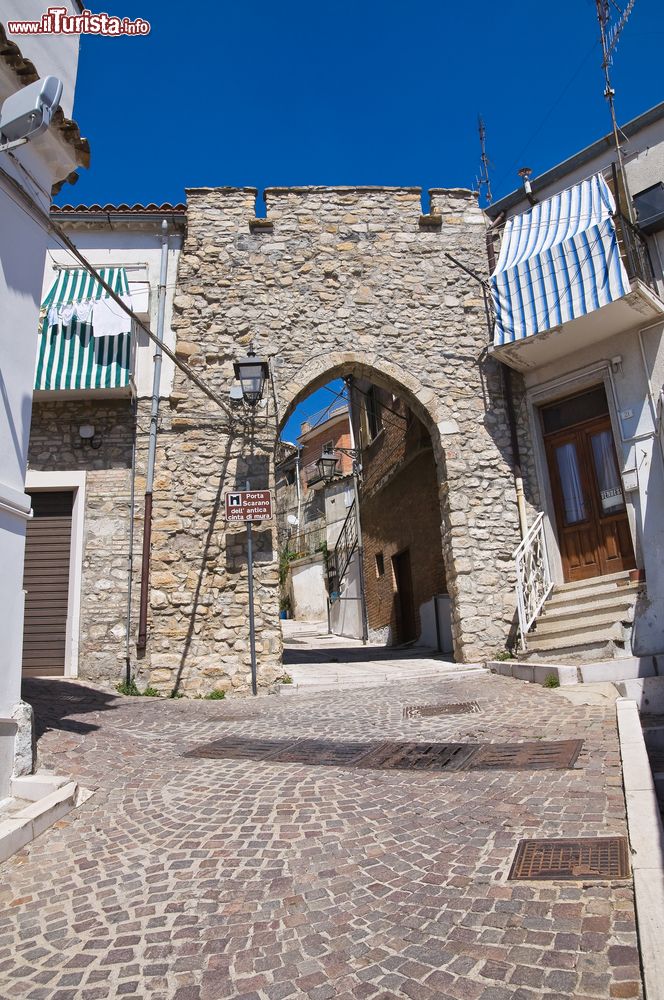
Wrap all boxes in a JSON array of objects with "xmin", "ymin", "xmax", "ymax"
[
  {"xmin": 137, "ymin": 185, "xmax": 522, "ymax": 693},
  {"xmin": 27, "ymin": 399, "xmax": 135, "ymax": 686}
]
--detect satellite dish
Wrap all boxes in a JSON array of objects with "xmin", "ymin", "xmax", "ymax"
[
  {"xmin": 287, "ymin": 514, "xmax": 299, "ymax": 526},
  {"xmin": 0, "ymin": 77, "xmax": 63, "ymax": 150}
]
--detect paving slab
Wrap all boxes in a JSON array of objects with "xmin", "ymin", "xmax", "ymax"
[{"xmin": 0, "ymin": 671, "xmax": 643, "ymax": 999}]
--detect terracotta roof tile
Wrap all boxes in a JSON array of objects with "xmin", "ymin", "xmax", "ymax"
[{"xmin": 53, "ymin": 202, "xmax": 187, "ymax": 214}]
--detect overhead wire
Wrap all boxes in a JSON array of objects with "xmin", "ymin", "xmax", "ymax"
[{"xmin": 0, "ymin": 160, "xmax": 236, "ymax": 423}]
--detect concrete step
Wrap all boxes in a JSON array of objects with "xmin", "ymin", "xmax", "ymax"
[
  {"xmin": 534, "ymin": 608, "xmax": 634, "ymax": 638},
  {"xmin": 546, "ymin": 578, "xmax": 638, "ymax": 608},
  {"xmin": 0, "ymin": 778, "xmax": 93, "ymax": 864},
  {"xmin": 278, "ymin": 664, "xmax": 487, "ymax": 694},
  {"xmin": 527, "ymin": 623, "xmax": 625, "ymax": 653},
  {"xmin": 553, "ymin": 570, "xmax": 631, "ymax": 592},
  {"xmin": 541, "ymin": 592, "xmax": 637, "ymax": 622}
]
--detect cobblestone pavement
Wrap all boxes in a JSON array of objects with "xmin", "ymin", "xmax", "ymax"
[{"xmin": 0, "ymin": 673, "xmax": 642, "ymax": 1000}]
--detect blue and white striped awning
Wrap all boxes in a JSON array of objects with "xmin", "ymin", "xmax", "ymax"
[
  {"xmin": 35, "ymin": 267, "xmax": 133, "ymax": 391},
  {"xmin": 490, "ymin": 174, "xmax": 630, "ymax": 346}
]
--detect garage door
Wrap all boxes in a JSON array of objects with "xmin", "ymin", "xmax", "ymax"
[{"xmin": 22, "ymin": 491, "xmax": 73, "ymax": 677}]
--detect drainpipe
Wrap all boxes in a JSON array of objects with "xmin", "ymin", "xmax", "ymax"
[
  {"xmin": 124, "ymin": 396, "xmax": 138, "ymax": 682},
  {"xmin": 485, "ymin": 212, "xmax": 528, "ymax": 540},
  {"xmin": 137, "ymin": 220, "xmax": 169, "ymax": 651}
]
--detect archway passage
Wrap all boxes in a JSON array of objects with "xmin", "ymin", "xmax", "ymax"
[{"xmin": 275, "ymin": 365, "xmax": 455, "ymax": 680}]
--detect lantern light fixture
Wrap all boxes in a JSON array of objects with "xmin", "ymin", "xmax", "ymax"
[
  {"xmin": 233, "ymin": 346, "xmax": 269, "ymax": 406},
  {"xmin": 316, "ymin": 449, "xmax": 340, "ymax": 483}
]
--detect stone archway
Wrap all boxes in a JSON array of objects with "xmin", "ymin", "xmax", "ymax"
[
  {"xmin": 138, "ymin": 185, "xmax": 522, "ymax": 695},
  {"xmin": 275, "ymin": 351, "xmax": 461, "ymax": 652}
]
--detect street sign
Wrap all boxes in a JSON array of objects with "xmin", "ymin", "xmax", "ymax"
[{"xmin": 224, "ymin": 489, "xmax": 273, "ymax": 523}]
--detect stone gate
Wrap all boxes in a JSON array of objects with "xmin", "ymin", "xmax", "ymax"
[{"xmin": 138, "ymin": 186, "xmax": 522, "ymax": 695}]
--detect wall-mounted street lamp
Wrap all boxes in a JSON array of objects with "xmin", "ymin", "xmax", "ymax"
[
  {"xmin": 316, "ymin": 449, "xmax": 340, "ymax": 482},
  {"xmin": 233, "ymin": 346, "xmax": 269, "ymax": 406}
]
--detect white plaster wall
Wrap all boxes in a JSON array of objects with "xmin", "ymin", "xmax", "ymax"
[
  {"xmin": 0, "ymin": 11, "xmax": 81, "ymax": 790},
  {"xmin": 324, "ymin": 477, "xmax": 354, "ymax": 548},
  {"xmin": 289, "ymin": 554, "xmax": 328, "ymax": 622},
  {"xmin": 42, "ymin": 230, "xmax": 182, "ymax": 398},
  {"xmin": 524, "ymin": 325, "xmax": 664, "ymax": 655},
  {"xmin": 3, "ymin": 1, "xmax": 81, "ymax": 118},
  {"xmin": 329, "ymin": 551, "xmax": 362, "ymax": 640}
]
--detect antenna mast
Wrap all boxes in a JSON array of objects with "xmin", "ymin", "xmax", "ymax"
[
  {"xmin": 477, "ymin": 114, "xmax": 493, "ymax": 206},
  {"xmin": 595, "ymin": 0, "xmax": 636, "ymax": 221}
]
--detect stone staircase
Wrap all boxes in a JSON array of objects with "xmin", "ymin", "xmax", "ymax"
[{"xmin": 523, "ymin": 571, "xmax": 640, "ymax": 663}]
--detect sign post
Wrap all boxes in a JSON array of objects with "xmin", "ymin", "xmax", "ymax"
[{"xmin": 224, "ymin": 487, "xmax": 273, "ymax": 696}]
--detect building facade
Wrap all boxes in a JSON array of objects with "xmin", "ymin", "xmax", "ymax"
[
  {"xmin": 24, "ymin": 204, "xmax": 185, "ymax": 687},
  {"xmin": 0, "ymin": 6, "xmax": 87, "ymax": 792},
  {"xmin": 487, "ymin": 100, "xmax": 664, "ymax": 662}
]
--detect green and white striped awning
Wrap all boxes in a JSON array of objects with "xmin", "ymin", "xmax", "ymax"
[{"xmin": 35, "ymin": 267, "xmax": 133, "ymax": 391}]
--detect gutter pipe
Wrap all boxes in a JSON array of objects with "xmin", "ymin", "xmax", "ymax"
[{"xmin": 137, "ymin": 219, "xmax": 169, "ymax": 651}]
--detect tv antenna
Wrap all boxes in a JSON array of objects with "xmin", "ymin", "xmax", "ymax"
[
  {"xmin": 595, "ymin": 0, "xmax": 636, "ymax": 221},
  {"xmin": 477, "ymin": 114, "xmax": 493, "ymax": 205}
]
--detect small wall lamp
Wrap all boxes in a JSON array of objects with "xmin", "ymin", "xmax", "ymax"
[{"xmin": 79, "ymin": 424, "xmax": 102, "ymax": 449}]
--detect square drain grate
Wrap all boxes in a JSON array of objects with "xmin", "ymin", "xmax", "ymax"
[
  {"xmin": 356, "ymin": 741, "xmax": 477, "ymax": 772},
  {"xmin": 471, "ymin": 739, "xmax": 583, "ymax": 770},
  {"xmin": 403, "ymin": 702, "xmax": 481, "ymax": 719},
  {"xmin": 509, "ymin": 837, "xmax": 630, "ymax": 881}
]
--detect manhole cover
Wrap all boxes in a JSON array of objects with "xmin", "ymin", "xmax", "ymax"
[
  {"xmin": 357, "ymin": 742, "xmax": 477, "ymax": 772},
  {"xmin": 470, "ymin": 739, "xmax": 583, "ymax": 770},
  {"xmin": 509, "ymin": 837, "xmax": 630, "ymax": 881},
  {"xmin": 403, "ymin": 702, "xmax": 481, "ymax": 719}
]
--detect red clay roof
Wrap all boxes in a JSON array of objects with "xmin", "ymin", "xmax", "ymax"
[{"xmin": 53, "ymin": 203, "xmax": 186, "ymax": 214}]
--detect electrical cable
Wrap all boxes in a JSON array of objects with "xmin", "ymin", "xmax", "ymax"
[{"xmin": 0, "ymin": 160, "xmax": 236, "ymax": 420}]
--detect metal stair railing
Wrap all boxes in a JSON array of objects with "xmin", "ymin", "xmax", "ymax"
[
  {"xmin": 513, "ymin": 512, "xmax": 553, "ymax": 650},
  {"xmin": 334, "ymin": 499, "xmax": 358, "ymax": 587}
]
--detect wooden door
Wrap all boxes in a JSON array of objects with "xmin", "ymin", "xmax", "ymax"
[
  {"xmin": 545, "ymin": 416, "xmax": 635, "ymax": 582},
  {"xmin": 22, "ymin": 491, "xmax": 73, "ymax": 677},
  {"xmin": 393, "ymin": 548, "xmax": 417, "ymax": 643}
]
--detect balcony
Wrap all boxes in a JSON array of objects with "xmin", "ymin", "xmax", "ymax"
[
  {"xmin": 489, "ymin": 175, "xmax": 664, "ymax": 374},
  {"xmin": 35, "ymin": 266, "xmax": 136, "ymax": 398}
]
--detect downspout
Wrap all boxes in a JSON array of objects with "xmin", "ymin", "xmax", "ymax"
[
  {"xmin": 124, "ymin": 395, "xmax": 138, "ymax": 683},
  {"xmin": 137, "ymin": 220, "xmax": 169, "ymax": 650},
  {"xmin": 486, "ymin": 212, "xmax": 528, "ymax": 539}
]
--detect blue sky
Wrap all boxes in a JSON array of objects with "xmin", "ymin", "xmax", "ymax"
[
  {"xmin": 54, "ymin": 0, "xmax": 663, "ymax": 434},
  {"xmin": 61, "ymin": 0, "xmax": 662, "ymax": 211}
]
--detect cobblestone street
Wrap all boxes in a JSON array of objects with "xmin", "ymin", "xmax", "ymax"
[{"xmin": 0, "ymin": 673, "xmax": 642, "ymax": 1000}]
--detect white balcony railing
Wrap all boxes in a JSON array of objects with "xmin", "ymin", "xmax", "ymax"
[{"xmin": 513, "ymin": 512, "xmax": 553, "ymax": 649}]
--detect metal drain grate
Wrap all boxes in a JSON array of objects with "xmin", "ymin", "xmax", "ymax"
[
  {"xmin": 471, "ymin": 739, "xmax": 583, "ymax": 770},
  {"xmin": 268, "ymin": 739, "xmax": 380, "ymax": 767},
  {"xmin": 403, "ymin": 702, "xmax": 481, "ymax": 719},
  {"xmin": 357, "ymin": 741, "xmax": 477, "ymax": 771},
  {"xmin": 185, "ymin": 737, "xmax": 584, "ymax": 773},
  {"xmin": 509, "ymin": 837, "xmax": 630, "ymax": 881},
  {"xmin": 185, "ymin": 737, "xmax": 288, "ymax": 760}
]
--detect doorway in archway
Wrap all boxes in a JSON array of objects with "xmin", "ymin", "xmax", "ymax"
[{"xmin": 275, "ymin": 370, "xmax": 454, "ymax": 676}]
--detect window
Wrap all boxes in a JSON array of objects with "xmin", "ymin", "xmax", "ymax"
[
  {"xmin": 322, "ymin": 440, "xmax": 334, "ymax": 454},
  {"xmin": 375, "ymin": 552, "xmax": 385, "ymax": 577}
]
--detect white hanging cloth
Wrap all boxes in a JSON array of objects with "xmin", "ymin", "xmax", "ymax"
[{"xmin": 91, "ymin": 294, "xmax": 133, "ymax": 338}]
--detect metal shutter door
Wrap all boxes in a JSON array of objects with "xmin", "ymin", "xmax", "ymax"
[{"xmin": 22, "ymin": 491, "xmax": 73, "ymax": 677}]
